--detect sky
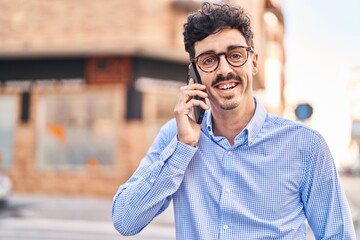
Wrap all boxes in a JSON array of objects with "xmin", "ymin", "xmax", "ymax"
[
  {"xmin": 281, "ymin": 0, "xmax": 360, "ymax": 166},
  {"xmin": 282, "ymin": 0, "xmax": 360, "ymax": 102}
]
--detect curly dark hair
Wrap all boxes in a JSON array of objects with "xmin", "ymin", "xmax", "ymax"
[{"xmin": 183, "ymin": 2, "xmax": 254, "ymax": 60}]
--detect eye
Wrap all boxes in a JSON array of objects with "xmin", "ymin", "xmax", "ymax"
[
  {"xmin": 228, "ymin": 51, "xmax": 244, "ymax": 62},
  {"xmin": 200, "ymin": 54, "xmax": 217, "ymax": 66}
]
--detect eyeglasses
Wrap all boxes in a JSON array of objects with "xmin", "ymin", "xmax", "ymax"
[{"xmin": 192, "ymin": 46, "xmax": 254, "ymax": 73}]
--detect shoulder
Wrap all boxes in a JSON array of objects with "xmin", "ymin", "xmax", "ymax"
[
  {"xmin": 154, "ymin": 118, "xmax": 178, "ymax": 144},
  {"xmin": 265, "ymin": 113, "xmax": 324, "ymax": 143},
  {"xmin": 144, "ymin": 118, "xmax": 178, "ymax": 155},
  {"xmin": 159, "ymin": 118, "xmax": 177, "ymax": 135}
]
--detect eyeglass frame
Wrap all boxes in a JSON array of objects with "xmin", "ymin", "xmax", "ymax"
[{"xmin": 191, "ymin": 45, "xmax": 255, "ymax": 73}]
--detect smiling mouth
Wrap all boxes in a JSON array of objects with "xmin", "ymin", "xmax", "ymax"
[{"xmin": 215, "ymin": 81, "xmax": 239, "ymax": 90}]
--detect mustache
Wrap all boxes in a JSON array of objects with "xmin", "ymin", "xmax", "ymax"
[{"xmin": 211, "ymin": 73, "xmax": 242, "ymax": 86}]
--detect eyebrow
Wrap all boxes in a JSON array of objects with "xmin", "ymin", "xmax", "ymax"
[{"xmin": 196, "ymin": 45, "xmax": 246, "ymax": 57}]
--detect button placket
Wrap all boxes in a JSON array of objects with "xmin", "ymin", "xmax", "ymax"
[{"xmin": 219, "ymin": 149, "xmax": 234, "ymax": 239}]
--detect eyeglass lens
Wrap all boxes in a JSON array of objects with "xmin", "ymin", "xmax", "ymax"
[{"xmin": 196, "ymin": 46, "xmax": 250, "ymax": 73}]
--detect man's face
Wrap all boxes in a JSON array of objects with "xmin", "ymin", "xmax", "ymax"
[{"xmin": 194, "ymin": 28, "xmax": 258, "ymax": 112}]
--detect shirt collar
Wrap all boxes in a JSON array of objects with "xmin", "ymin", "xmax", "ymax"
[
  {"xmin": 203, "ymin": 97, "xmax": 267, "ymax": 146},
  {"xmin": 245, "ymin": 97, "xmax": 267, "ymax": 145}
]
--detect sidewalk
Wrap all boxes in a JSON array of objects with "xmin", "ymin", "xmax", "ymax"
[{"xmin": 0, "ymin": 194, "xmax": 175, "ymax": 240}]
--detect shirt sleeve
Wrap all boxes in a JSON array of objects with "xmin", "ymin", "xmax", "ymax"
[
  {"xmin": 112, "ymin": 119, "xmax": 197, "ymax": 236},
  {"xmin": 300, "ymin": 132, "xmax": 356, "ymax": 239}
]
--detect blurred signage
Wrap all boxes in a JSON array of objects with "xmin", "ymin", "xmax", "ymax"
[{"xmin": 295, "ymin": 103, "xmax": 313, "ymax": 121}]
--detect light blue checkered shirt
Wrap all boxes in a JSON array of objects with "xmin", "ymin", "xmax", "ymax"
[{"xmin": 112, "ymin": 98, "xmax": 356, "ymax": 239}]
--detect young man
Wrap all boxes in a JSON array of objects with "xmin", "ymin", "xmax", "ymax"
[{"xmin": 112, "ymin": 2, "xmax": 356, "ymax": 239}]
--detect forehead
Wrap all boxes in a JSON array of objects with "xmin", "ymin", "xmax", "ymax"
[{"xmin": 194, "ymin": 28, "xmax": 247, "ymax": 55}]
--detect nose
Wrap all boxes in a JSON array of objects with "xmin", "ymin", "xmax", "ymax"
[{"xmin": 216, "ymin": 55, "xmax": 233, "ymax": 76}]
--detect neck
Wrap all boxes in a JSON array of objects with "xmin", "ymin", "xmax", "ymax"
[{"xmin": 211, "ymin": 98, "xmax": 255, "ymax": 146}]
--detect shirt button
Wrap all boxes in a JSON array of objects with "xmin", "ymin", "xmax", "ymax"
[
  {"xmin": 225, "ymin": 188, "xmax": 231, "ymax": 193},
  {"xmin": 149, "ymin": 178, "xmax": 155, "ymax": 183},
  {"xmin": 227, "ymin": 151, "xmax": 233, "ymax": 155},
  {"xmin": 223, "ymin": 224, "xmax": 229, "ymax": 230}
]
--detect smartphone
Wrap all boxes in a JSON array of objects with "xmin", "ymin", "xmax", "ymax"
[{"xmin": 187, "ymin": 62, "xmax": 206, "ymax": 124}]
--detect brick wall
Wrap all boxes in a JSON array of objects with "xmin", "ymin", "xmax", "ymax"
[{"xmin": 0, "ymin": 0, "xmax": 188, "ymax": 59}]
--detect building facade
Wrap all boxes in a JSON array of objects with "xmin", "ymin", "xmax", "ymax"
[{"xmin": 0, "ymin": 0, "xmax": 284, "ymax": 196}]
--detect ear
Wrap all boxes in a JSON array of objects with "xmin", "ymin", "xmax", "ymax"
[{"xmin": 252, "ymin": 52, "xmax": 258, "ymax": 75}]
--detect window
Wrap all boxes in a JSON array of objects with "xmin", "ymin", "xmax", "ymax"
[
  {"xmin": 0, "ymin": 95, "xmax": 17, "ymax": 169},
  {"xmin": 135, "ymin": 77, "xmax": 184, "ymax": 122},
  {"xmin": 35, "ymin": 86, "xmax": 123, "ymax": 170}
]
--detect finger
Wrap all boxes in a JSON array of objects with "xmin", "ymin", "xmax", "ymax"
[
  {"xmin": 187, "ymin": 98, "xmax": 209, "ymax": 110},
  {"xmin": 184, "ymin": 81, "xmax": 207, "ymax": 90},
  {"xmin": 184, "ymin": 89, "xmax": 208, "ymax": 100},
  {"xmin": 191, "ymin": 83, "xmax": 207, "ymax": 91},
  {"xmin": 180, "ymin": 83, "xmax": 207, "ymax": 101}
]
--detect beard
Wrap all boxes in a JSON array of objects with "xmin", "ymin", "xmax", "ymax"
[{"xmin": 220, "ymin": 96, "xmax": 240, "ymax": 110}]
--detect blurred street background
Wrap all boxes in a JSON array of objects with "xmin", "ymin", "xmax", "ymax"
[{"xmin": 1, "ymin": 0, "xmax": 360, "ymax": 239}]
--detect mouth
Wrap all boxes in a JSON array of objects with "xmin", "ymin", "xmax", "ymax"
[{"xmin": 213, "ymin": 80, "xmax": 240, "ymax": 91}]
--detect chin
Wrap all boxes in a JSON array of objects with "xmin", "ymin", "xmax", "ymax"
[{"xmin": 219, "ymin": 101, "xmax": 240, "ymax": 110}]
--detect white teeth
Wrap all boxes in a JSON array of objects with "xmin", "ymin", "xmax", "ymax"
[{"xmin": 219, "ymin": 83, "xmax": 236, "ymax": 90}]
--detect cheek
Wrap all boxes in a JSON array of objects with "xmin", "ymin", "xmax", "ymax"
[
  {"xmin": 237, "ymin": 66, "xmax": 253, "ymax": 81},
  {"xmin": 199, "ymin": 72, "xmax": 213, "ymax": 86}
]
